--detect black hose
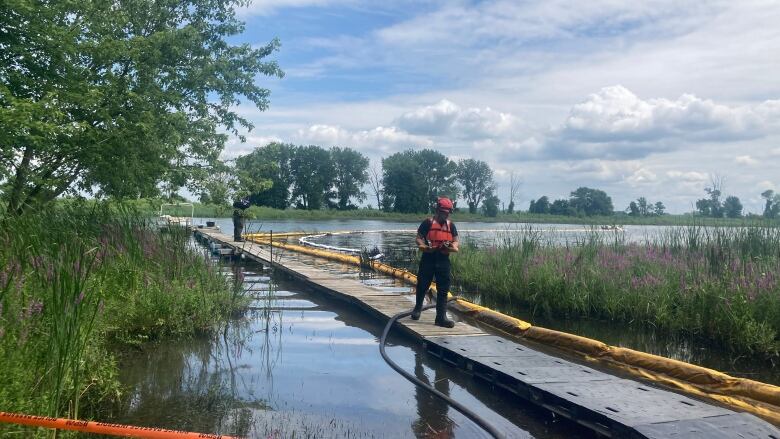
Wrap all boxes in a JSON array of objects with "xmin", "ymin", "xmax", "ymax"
[{"xmin": 379, "ymin": 303, "xmax": 505, "ymax": 439}]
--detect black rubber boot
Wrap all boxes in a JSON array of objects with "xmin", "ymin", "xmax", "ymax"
[
  {"xmin": 434, "ymin": 298, "xmax": 454, "ymax": 328},
  {"xmin": 410, "ymin": 307, "xmax": 422, "ymax": 320}
]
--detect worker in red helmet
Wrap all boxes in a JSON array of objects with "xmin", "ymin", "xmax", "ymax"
[{"xmin": 411, "ymin": 196, "xmax": 459, "ymax": 328}]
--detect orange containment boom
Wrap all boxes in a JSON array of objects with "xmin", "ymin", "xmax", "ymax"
[{"xmin": 0, "ymin": 411, "xmax": 242, "ymax": 439}]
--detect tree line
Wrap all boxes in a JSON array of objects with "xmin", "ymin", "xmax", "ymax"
[
  {"xmin": 200, "ymin": 143, "xmax": 503, "ymax": 215},
  {"xmin": 201, "ymin": 143, "xmax": 780, "ymax": 219}
]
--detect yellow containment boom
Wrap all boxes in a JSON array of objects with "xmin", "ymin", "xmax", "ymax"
[{"xmin": 245, "ymin": 233, "xmax": 780, "ymax": 425}]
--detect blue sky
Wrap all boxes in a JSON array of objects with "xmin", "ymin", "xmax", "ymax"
[{"xmin": 224, "ymin": 0, "xmax": 780, "ymax": 214}]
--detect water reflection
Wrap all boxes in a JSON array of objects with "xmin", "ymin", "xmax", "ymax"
[
  {"xmin": 412, "ymin": 351, "xmax": 455, "ymax": 438},
  {"xmin": 115, "ymin": 240, "xmax": 600, "ymax": 438}
]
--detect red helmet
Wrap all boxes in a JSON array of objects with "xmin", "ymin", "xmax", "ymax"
[{"xmin": 436, "ymin": 197, "xmax": 453, "ymax": 212}]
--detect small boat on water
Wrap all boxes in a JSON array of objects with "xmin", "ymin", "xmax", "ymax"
[
  {"xmin": 600, "ymin": 225, "xmax": 624, "ymax": 231},
  {"xmin": 158, "ymin": 203, "xmax": 194, "ymax": 229}
]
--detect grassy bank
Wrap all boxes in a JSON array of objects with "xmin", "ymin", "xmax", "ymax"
[
  {"xmin": 114, "ymin": 198, "xmax": 778, "ymax": 227},
  {"xmin": 0, "ymin": 203, "xmax": 245, "ymax": 435},
  {"xmin": 451, "ymin": 226, "xmax": 780, "ymax": 357}
]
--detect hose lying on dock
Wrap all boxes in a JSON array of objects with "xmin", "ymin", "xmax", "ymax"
[
  {"xmin": 244, "ymin": 233, "xmax": 780, "ymax": 426},
  {"xmin": 380, "ymin": 303, "xmax": 504, "ymax": 439}
]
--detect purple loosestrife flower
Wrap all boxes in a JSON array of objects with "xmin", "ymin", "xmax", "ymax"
[{"xmin": 22, "ymin": 300, "xmax": 43, "ymax": 319}]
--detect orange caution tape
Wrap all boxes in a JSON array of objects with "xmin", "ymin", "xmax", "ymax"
[{"xmin": 0, "ymin": 411, "xmax": 241, "ymax": 439}]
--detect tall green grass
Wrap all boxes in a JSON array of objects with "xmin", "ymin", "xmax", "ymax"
[
  {"xmin": 0, "ymin": 202, "xmax": 245, "ymax": 435},
  {"xmin": 451, "ymin": 225, "xmax": 780, "ymax": 357}
]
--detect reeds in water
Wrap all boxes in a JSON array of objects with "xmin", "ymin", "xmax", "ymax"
[
  {"xmin": 0, "ymin": 202, "xmax": 242, "ymax": 431},
  {"xmin": 452, "ymin": 224, "xmax": 780, "ymax": 357}
]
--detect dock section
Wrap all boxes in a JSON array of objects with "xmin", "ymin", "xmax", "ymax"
[{"xmin": 194, "ymin": 227, "xmax": 780, "ymax": 439}]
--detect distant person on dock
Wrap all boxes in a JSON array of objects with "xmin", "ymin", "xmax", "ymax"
[
  {"xmin": 412, "ymin": 196, "xmax": 459, "ymax": 328},
  {"xmin": 232, "ymin": 198, "xmax": 250, "ymax": 242}
]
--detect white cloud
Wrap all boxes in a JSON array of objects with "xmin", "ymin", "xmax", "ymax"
[
  {"xmin": 543, "ymin": 86, "xmax": 780, "ymax": 159},
  {"xmin": 395, "ymin": 99, "xmax": 524, "ymax": 139},
  {"xmin": 296, "ymin": 124, "xmax": 431, "ymax": 152},
  {"xmin": 377, "ymin": 1, "xmax": 699, "ymax": 51},
  {"xmin": 237, "ymin": 0, "xmax": 350, "ymax": 16},
  {"xmin": 222, "ymin": 135, "xmax": 283, "ymax": 159},
  {"xmin": 550, "ymin": 160, "xmax": 641, "ymax": 181},
  {"xmin": 560, "ymin": 85, "xmax": 780, "ymax": 143},
  {"xmin": 626, "ymin": 168, "xmax": 658, "ymax": 185},
  {"xmin": 735, "ymin": 155, "xmax": 758, "ymax": 165},
  {"xmin": 666, "ymin": 170, "xmax": 709, "ymax": 182},
  {"xmin": 756, "ymin": 180, "xmax": 777, "ymax": 191}
]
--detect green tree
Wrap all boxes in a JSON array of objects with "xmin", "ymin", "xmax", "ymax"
[
  {"xmin": 381, "ymin": 151, "xmax": 427, "ymax": 213},
  {"xmin": 723, "ymin": 195, "xmax": 743, "ymax": 218},
  {"xmin": 381, "ymin": 149, "xmax": 456, "ymax": 213},
  {"xmin": 417, "ymin": 149, "xmax": 458, "ymax": 207},
  {"xmin": 696, "ymin": 177, "xmax": 725, "ymax": 218},
  {"xmin": 762, "ymin": 190, "xmax": 780, "ymax": 219},
  {"xmin": 290, "ymin": 145, "xmax": 334, "ymax": 210},
  {"xmin": 240, "ymin": 143, "xmax": 295, "ymax": 209},
  {"xmin": 637, "ymin": 197, "xmax": 650, "ymax": 216},
  {"xmin": 529, "ymin": 196, "xmax": 550, "ymax": 214},
  {"xmin": 550, "ymin": 199, "xmax": 575, "ymax": 216},
  {"xmin": 456, "ymin": 159, "xmax": 494, "ymax": 214},
  {"xmin": 0, "ymin": 0, "xmax": 282, "ymax": 214},
  {"xmin": 627, "ymin": 201, "xmax": 640, "ymax": 216},
  {"xmin": 331, "ymin": 147, "xmax": 369, "ymax": 210},
  {"xmin": 654, "ymin": 201, "xmax": 666, "ymax": 215},
  {"xmin": 696, "ymin": 198, "xmax": 713, "ymax": 217},
  {"xmin": 200, "ymin": 159, "xmax": 271, "ymax": 214},
  {"xmin": 482, "ymin": 192, "xmax": 500, "ymax": 217},
  {"xmin": 569, "ymin": 187, "xmax": 613, "ymax": 216}
]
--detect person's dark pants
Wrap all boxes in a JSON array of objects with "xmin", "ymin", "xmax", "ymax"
[
  {"xmin": 415, "ymin": 255, "xmax": 451, "ymax": 319},
  {"xmin": 232, "ymin": 212, "xmax": 245, "ymax": 241}
]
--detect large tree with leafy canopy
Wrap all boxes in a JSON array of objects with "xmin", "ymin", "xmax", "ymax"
[
  {"xmin": 381, "ymin": 150, "xmax": 427, "ymax": 213},
  {"xmin": 237, "ymin": 142, "xmax": 294, "ymax": 209},
  {"xmin": 290, "ymin": 145, "xmax": 335, "ymax": 210},
  {"xmin": 456, "ymin": 158, "xmax": 494, "ymax": 214},
  {"xmin": 417, "ymin": 149, "xmax": 458, "ymax": 207},
  {"xmin": 569, "ymin": 187, "xmax": 613, "ymax": 216},
  {"xmin": 0, "ymin": 0, "xmax": 282, "ymax": 214},
  {"xmin": 382, "ymin": 149, "xmax": 458, "ymax": 213},
  {"xmin": 330, "ymin": 147, "xmax": 369, "ymax": 210}
]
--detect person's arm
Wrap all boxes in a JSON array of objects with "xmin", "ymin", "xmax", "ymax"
[
  {"xmin": 446, "ymin": 223, "xmax": 459, "ymax": 253},
  {"xmin": 446, "ymin": 238, "xmax": 459, "ymax": 253},
  {"xmin": 416, "ymin": 235, "xmax": 433, "ymax": 252}
]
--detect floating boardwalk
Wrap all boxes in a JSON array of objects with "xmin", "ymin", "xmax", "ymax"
[{"xmin": 195, "ymin": 227, "xmax": 780, "ymax": 439}]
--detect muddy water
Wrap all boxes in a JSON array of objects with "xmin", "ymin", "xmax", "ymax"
[{"xmin": 113, "ymin": 244, "xmax": 595, "ymax": 438}]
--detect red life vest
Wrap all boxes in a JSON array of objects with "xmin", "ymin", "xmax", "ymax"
[{"xmin": 426, "ymin": 218, "xmax": 453, "ymax": 249}]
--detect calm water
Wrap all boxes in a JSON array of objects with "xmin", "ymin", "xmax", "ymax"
[
  {"xmin": 113, "ymin": 244, "xmax": 595, "ymax": 438},
  {"xmin": 192, "ymin": 218, "xmax": 780, "ymax": 386}
]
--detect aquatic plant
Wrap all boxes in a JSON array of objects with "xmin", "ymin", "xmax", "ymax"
[
  {"xmin": 452, "ymin": 225, "xmax": 780, "ymax": 357},
  {"xmin": 0, "ymin": 202, "xmax": 240, "ymax": 435}
]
